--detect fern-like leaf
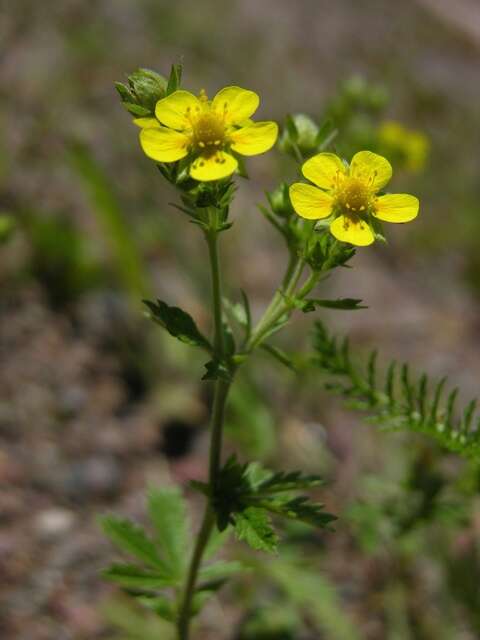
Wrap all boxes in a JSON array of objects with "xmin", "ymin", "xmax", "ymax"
[{"xmin": 312, "ymin": 321, "xmax": 480, "ymax": 459}]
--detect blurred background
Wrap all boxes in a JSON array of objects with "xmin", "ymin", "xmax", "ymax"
[{"xmin": 1, "ymin": 0, "xmax": 480, "ymax": 638}]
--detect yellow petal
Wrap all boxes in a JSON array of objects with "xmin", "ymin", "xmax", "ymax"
[
  {"xmin": 350, "ymin": 151, "xmax": 392, "ymax": 191},
  {"xmin": 212, "ymin": 86, "xmax": 259, "ymax": 125},
  {"xmin": 289, "ymin": 183, "xmax": 333, "ymax": 220},
  {"xmin": 229, "ymin": 121, "xmax": 278, "ymax": 156},
  {"xmin": 190, "ymin": 151, "xmax": 238, "ymax": 182},
  {"xmin": 374, "ymin": 194, "xmax": 419, "ymax": 223},
  {"xmin": 139, "ymin": 127, "xmax": 190, "ymax": 162},
  {"xmin": 301, "ymin": 153, "xmax": 346, "ymax": 191},
  {"xmin": 155, "ymin": 90, "xmax": 201, "ymax": 130},
  {"xmin": 329, "ymin": 215, "xmax": 375, "ymax": 246},
  {"xmin": 133, "ymin": 117, "xmax": 160, "ymax": 129}
]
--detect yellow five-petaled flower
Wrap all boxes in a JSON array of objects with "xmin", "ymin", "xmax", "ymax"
[
  {"xmin": 289, "ymin": 151, "xmax": 419, "ymax": 246},
  {"xmin": 134, "ymin": 86, "xmax": 278, "ymax": 182}
]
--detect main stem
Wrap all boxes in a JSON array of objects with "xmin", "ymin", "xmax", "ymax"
[{"xmin": 177, "ymin": 216, "xmax": 230, "ymax": 640}]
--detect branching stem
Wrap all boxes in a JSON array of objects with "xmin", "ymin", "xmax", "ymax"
[{"xmin": 176, "ymin": 210, "xmax": 231, "ymax": 640}]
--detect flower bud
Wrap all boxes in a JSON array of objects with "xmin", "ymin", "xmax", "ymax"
[
  {"xmin": 279, "ymin": 114, "xmax": 319, "ymax": 157},
  {"xmin": 267, "ymin": 183, "xmax": 294, "ymax": 218},
  {"xmin": 116, "ymin": 68, "xmax": 167, "ymax": 117}
]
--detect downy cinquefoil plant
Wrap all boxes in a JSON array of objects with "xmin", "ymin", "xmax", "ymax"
[{"xmin": 101, "ymin": 65, "xmax": 420, "ymax": 640}]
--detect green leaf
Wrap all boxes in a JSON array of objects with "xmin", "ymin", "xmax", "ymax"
[
  {"xmin": 299, "ymin": 298, "xmax": 366, "ymax": 312},
  {"xmin": 256, "ymin": 470, "xmax": 324, "ymax": 493},
  {"xmin": 234, "ymin": 507, "xmax": 278, "ymax": 553},
  {"xmin": 136, "ymin": 595, "xmax": 175, "ymax": 622},
  {"xmin": 144, "ymin": 299, "xmax": 212, "ymax": 352},
  {"xmin": 261, "ymin": 343, "xmax": 296, "ymax": 371},
  {"xmin": 223, "ymin": 290, "xmax": 252, "ymax": 340},
  {"xmin": 259, "ymin": 496, "xmax": 336, "ymax": 529},
  {"xmin": 100, "ymin": 515, "xmax": 169, "ymax": 573},
  {"xmin": 147, "ymin": 486, "xmax": 190, "ymax": 578},
  {"xmin": 101, "ymin": 595, "xmax": 175, "ymax": 639},
  {"xmin": 68, "ymin": 143, "xmax": 149, "ymax": 299},
  {"xmin": 102, "ymin": 564, "xmax": 174, "ymax": 589},
  {"xmin": 0, "ymin": 214, "xmax": 15, "ymax": 244},
  {"xmin": 191, "ymin": 589, "xmax": 215, "ymax": 616},
  {"xmin": 204, "ymin": 526, "xmax": 231, "ymax": 559},
  {"xmin": 316, "ymin": 118, "xmax": 336, "ymax": 147},
  {"xmin": 199, "ymin": 560, "xmax": 244, "ymax": 583},
  {"xmin": 312, "ymin": 321, "xmax": 480, "ymax": 459}
]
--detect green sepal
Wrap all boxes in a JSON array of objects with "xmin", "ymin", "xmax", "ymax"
[{"xmin": 166, "ymin": 63, "xmax": 183, "ymax": 95}]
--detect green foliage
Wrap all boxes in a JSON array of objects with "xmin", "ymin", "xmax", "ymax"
[
  {"xmin": 279, "ymin": 113, "xmax": 338, "ymax": 160},
  {"xmin": 234, "ymin": 507, "xmax": 279, "ymax": 553},
  {"xmin": 193, "ymin": 456, "xmax": 335, "ymax": 551},
  {"xmin": 292, "ymin": 296, "xmax": 366, "ymax": 312},
  {"xmin": 166, "ymin": 63, "xmax": 183, "ymax": 96},
  {"xmin": 223, "ymin": 289, "xmax": 252, "ymax": 344},
  {"xmin": 144, "ymin": 299, "xmax": 212, "ymax": 352},
  {"xmin": 0, "ymin": 214, "xmax": 15, "ymax": 244},
  {"xmin": 226, "ymin": 378, "xmax": 277, "ymax": 457},
  {"xmin": 254, "ymin": 469, "xmax": 324, "ymax": 493},
  {"xmin": 305, "ymin": 231, "xmax": 356, "ymax": 272},
  {"xmin": 24, "ymin": 213, "xmax": 101, "ymax": 307},
  {"xmin": 100, "ymin": 515, "xmax": 170, "ymax": 573},
  {"xmin": 312, "ymin": 321, "xmax": 480, "ymax": 459},
  {"xmin": 266, "ymin": 558, "xmax": 362, "ymax": 640},
  {"xmin": 147, "ymin": 487, "xmax": 190, "ymax": 579},
  {"xmin": 102, "ymin": 596, "xmax": 175, "ymax": 640},
  {"xmin": 102, "ymin": 564, "xmax": 174, "ymax": 589},
  {"xmin": 69, "ymin": 143, "xmax": 149, "ymax": 299},
  {"xmin": 100, "ymin": 487, "xmax": 243, "ymax": 626}
]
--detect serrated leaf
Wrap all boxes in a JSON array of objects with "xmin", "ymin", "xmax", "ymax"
[
  {"xmin": 234, "ymin": 507, "xmax": 278, "ymax": 553},
  {"xmin": 256, "ymin": 470, "xmax": 324, "ymax": 493},
  {"xmin": 102, "ymin": 564, "xmax": 174, "ymax": 589},
  {"xmin": 100, "ymin": 516, "xmax": 169, "ymax": 573},
  {"xmin": 147, "ymin": 486, "xmax": 190, "ymax": 578},
  {"xmin": 260, "ymin": 496, "xmax": 336, "ymax": 529},
  {"xmin": 144, "ymin": 299, "xmax": 212, "ymax": 352}
]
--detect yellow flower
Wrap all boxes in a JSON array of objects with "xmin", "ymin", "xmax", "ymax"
[
  {"xmin": 377, "ymin": 121, "xmax": 429, "ymax": 172},
  {"xmin": 133, "ymin": 86, "xmax": 278, "ymax": 182},
  {"xmin": 289, "ymin": 151, "xmax": 419, "ymax": 247}
]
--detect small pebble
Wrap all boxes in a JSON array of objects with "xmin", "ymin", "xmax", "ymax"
[{"xmin": 34, "ymin": 509, "xmax": 75, "ymax": 541}]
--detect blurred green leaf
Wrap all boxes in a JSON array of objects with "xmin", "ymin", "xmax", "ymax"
[
  {"xmin": 100, "ymin": 515, "xmax": 170, "ymax": 573},
  {"xmin": 102, "ymin": 564, "xmax": 174, "ymax": 589},
  {"xmin": 147, "ymin": 486, "xmax": 190, "ymax": 578},
  {"xmin": 69, "ymin": 143, "xmax": 149, "ymax": 300}
]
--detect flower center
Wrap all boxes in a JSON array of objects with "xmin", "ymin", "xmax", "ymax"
[
  {"xmin": 192, "ymin": 111, "xmax": 225, "ymax": 152},
  {"xmin": 335, "ymin": 178, "xmax": 371, "ymax": 215}
]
